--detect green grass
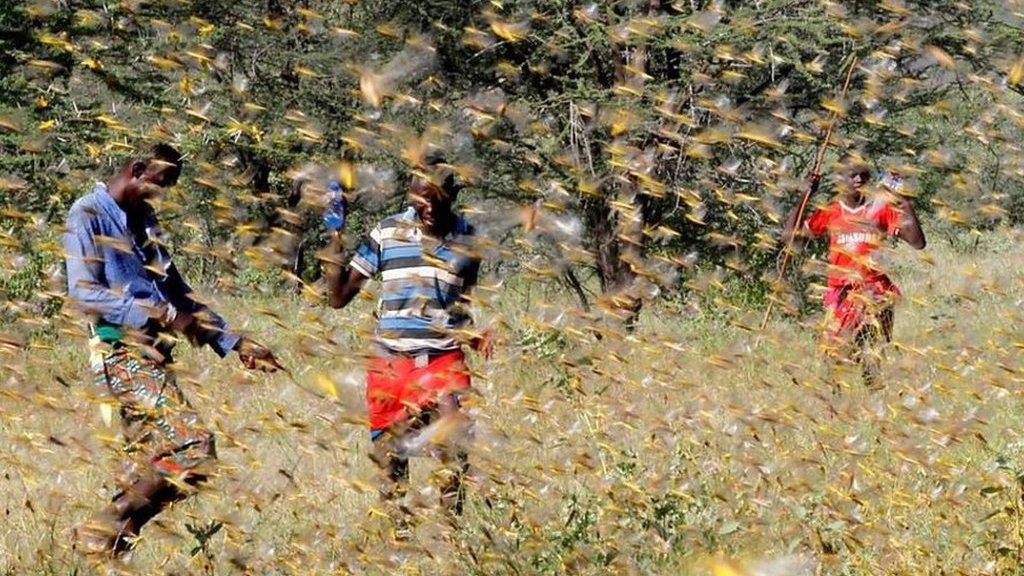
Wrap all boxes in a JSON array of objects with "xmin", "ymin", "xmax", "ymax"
[{"xmin": 3, "ymin": 230, "xmax": 1024, "ymax": 574}]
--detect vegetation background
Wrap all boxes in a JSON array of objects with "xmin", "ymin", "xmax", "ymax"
[{"xmin": 3, "ymin": 0, "xmax": 1024, "ymax": 574}]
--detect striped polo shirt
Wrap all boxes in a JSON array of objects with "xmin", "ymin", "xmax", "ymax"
[{"xmin": 350, "ymin": 207, "xmax": 481, "ymax": 355}]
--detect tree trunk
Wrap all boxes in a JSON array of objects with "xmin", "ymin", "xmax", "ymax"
[
  {"xmin": 562, "ymin": 267, "xmax": 591, "ymax": 312},
  {"xmin": 588, "ymin": 180, "xmax": 645, "ymax": 327},
  {"xmin": 585, "ymin": 3, "xmax": 653, "ymax": 328}
]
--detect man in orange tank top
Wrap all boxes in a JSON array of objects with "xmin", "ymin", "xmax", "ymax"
[{"xmin": 783, "ymin": 155, "xmax": 926, "ymax": 387}]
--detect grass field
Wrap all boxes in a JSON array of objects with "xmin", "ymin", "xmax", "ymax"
[{"xmin": 3, "ymin": 228, "xmax": 1024, "ymax": 575}]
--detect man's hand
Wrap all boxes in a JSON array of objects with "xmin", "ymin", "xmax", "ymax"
[
  {"xmin": 168, "ymin": 310, "xmax": 194, "ymax": 335},
  {"xmin": 895, "ymin": 192, "xmax": 914, "ymax": 209},
  {"xmin": 234, "ymin": 337, "xmax": 284, "ymax": 373},
  {"xmin": 876, "ymin": 172, "xmax": 926, "ymax": 249},
  {"xmin": 886, "ymin": 181, "xmax": 916, "ymax": 212},
  {"xmin": 149, "ymin": 302, "xmax": 194, "ymax": 335},
  {"xmin": 470, "ymin": 329, "xmax": 495, "ymax": 359},
  {"xmin": 808, "ymin": 171, "xmax": 823, "ymax": 195}
]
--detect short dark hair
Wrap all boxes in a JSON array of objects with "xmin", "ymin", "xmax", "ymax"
[
  {"xmin": 838, "ymin": 153, "xmax": 871, "ymax": 181},
  {"xmin": 423, "ymin": 150, "xmax": 462, "ymax": 198},
  {"xmin": 151, "ymin": 143, "xmax": 183, "ymax": 171},
  {"xmin": 424, "ymin": 148, "xmax": 447, "ymax": 167}
]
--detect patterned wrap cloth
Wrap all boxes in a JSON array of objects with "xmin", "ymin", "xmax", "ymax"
[{"xmin": 91, "ymin": 339, "xmax": 215, "ymax": 478}]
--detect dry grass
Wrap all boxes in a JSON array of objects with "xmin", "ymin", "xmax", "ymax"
[{"xmin": 3, "ymin": 229, "xmax": 1024, "ymax": 575}]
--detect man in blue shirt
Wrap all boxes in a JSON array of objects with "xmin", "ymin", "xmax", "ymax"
[
  {"xmin": 64, "ymin": 143, "xmax": 281, "ymax": 559},
  {"xmin": 325, "ymin": 154, "xmax": 490, "ymax": 535}
]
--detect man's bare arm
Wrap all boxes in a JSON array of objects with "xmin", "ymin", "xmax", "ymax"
[
  {"xmin": 324, "ymin": 232, "xmax": 367, "ymax": 309},
  {"xmin": 894, "ymin": 195, "xmax": 926, "ymax": 250}
]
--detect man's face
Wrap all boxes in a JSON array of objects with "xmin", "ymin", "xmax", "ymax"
[
  {"xmin": 838, "ymin": 167, "xmax": 869, "ymax": 201},
  {"xmin": 850, "ymin": 170, "xmax": 868, "ymax": 189},
  {"xmin": 409, "ymin": 180, "xmax": 453, "ymax": 235},
  {"xmin": 130, "ymin": 159, "xmax": 180, "ymax": 201}
]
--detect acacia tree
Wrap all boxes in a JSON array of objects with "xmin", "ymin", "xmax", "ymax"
[
  {"xmin": 2, "ymin": 0, "xmax": 1023, "ymax": 319},
  {"xmin": 382, "ymin": 0, "xmax": 1024, "ymax": 320}
]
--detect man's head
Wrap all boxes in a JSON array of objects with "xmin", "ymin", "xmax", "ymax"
[
  {"xmin": 409, "ymin": 153, "xmax": 461, "ymax": 236},
  {"xmin": 836, "ymin": 154, "xmax": 871, "ymax": 203},
  {"xmin": 121, "ymin": 143, "xmax": 183, "ymax": 204}
]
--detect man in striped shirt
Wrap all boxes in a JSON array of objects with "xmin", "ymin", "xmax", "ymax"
[{"xmin": 325, "ymin": 156, "xmax": 489, "ymax": 530}]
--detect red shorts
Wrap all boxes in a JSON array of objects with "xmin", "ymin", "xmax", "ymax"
[
  {"xmin": 367, "ymin": 350, "xmax": 471, "ymax": 431},
  {"xmin": 823, "ymin": 279, "xmax": 899, "ymax": 338}
]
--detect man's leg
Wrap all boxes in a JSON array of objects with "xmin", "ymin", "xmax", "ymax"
[
  {"xmin": 855, "ymin": 305, "xmax": 893, "ymax": 390},
  {"xmin": 75, "ymin": 471, "xmax": 167, "ymax": 557},
  {"xmin": 821, "ymin": 287, "xmax": 858, "ymax": 395},
  {"xmin": 437, "ymin": 447, "xmax": 469, "ymax": 517},
  {"xmin": 822, "ymin": 324, "xmax": 860, "ymax": 395},
  {"xmin": 370, "ymin": 424, "xmax": 413, "ymax": 538},
  {"xmin": 371, "ymin": 430, "xmax": 410, "ymax": 503},
  {"xmin": 433, "ymin": 394, "xmax": 472, "ymax": 517},
  {"xmin": 879, "ymin": 305, "xmax": 895, "ymax": 343},
  {"xmin": 76, "ymin": 348, "xmax": 215, "ymax": 557},
  {"xmin": 853, "ymin": 327, "xmax": 879, "ymax": 389},
  {"xmin": 108, "ymin": 472, "xmax": 208, "ymax": 555}
]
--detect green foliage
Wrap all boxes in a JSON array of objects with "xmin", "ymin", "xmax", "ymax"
[
  {"xmin": 235, "ymin": 266, "xmax": 291, "ymax": 296},
  {"xmin": 2, "ymin": 0, "xmax": 1023, "ymax": 324},
  {"xmin": 515, "ymin": 325, "xmax": 569, "ymax": 362},
  {"xmin": 0, "ymin": 240, "xmax": 63, "ymax": 330}
]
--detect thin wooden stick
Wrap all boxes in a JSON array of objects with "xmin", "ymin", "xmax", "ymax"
[{"xmin": 759, "ymin": 55, "xmax": 859, "ymax": 331}]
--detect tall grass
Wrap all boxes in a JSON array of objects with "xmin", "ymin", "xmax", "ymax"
[{"xmin": 2, "ymin": 229, "xmax": 1024, "ymax": 575}]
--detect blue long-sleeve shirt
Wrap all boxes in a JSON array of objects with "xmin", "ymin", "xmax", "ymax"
[{"xmin": 63, "ymin": 183, "xmax": 239, "ymax": 357}]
